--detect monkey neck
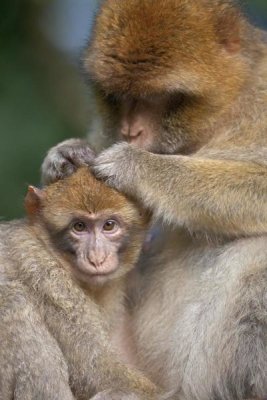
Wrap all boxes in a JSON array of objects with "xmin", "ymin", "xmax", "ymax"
[
  {"xmin": 83, "ymin": 278, "xmax": 127, "ymax": 331},
  {"xmin": 85, "ymin": 279, "xmax": 125, "ymax": 306}
]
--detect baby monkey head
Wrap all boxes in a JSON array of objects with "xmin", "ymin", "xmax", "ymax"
[{"xmin": 25, "ymin": 167, "xmax": 149, "ymax": 286}]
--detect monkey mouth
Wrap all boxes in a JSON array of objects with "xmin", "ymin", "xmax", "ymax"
[
  {"xmin": 89, "ymin": 271, "xmax": 114, "ymax": 277},
  {"xmin": 83, "ymin": 265, "xmax": 118, "ymax": 276},
  {"xmin": 76, "ymin": 266, "xmax": 117, "ymax": 283},
  {"xmin": 75, "ymin": 258, "xmax": 119, "ymax": 283},
  {"xmin": 86, "ymin": 271, "xmax": 117, "ymax": 286},
  {"xmin": 79, "ymin": 268, "xmax": 115, "ymax": 277}
]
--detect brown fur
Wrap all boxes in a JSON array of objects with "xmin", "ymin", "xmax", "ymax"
[
  {"xmin": 40, "ymin": 1, "xmax": 267, "ymax": 399},
  {"xmin": 87, "ymin": 0, "xmax": 250, "ymax": 99},
  {"xmin": 83, "ymin": 0, "xmax": 266, "ymax": 155}
]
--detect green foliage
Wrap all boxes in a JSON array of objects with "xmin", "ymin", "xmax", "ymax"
[
  {"xmin": 0, "ymin": 39, "xmax": 80, "ymax": 219},
  {"xmin": 0, "ymin": 2, "xmax": 86, "ymax": 219},
  {"xmin": 245, "ymin": 0, "xmax": 267, "ymax": 28}
]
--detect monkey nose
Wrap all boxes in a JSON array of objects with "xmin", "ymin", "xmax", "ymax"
[
  {"xmin": 121, "ymin": 123, "xmax": 144, "ymax": 140},
  {"xmin": 88, "ymin": 254, "xmax": 107, "ymax": 269},
  {"xmin": 129, "ymin": 127, "xmax": 144, "ymax": 139},
  {"xmin": 121, "ymin": 123, "xmax": 131, "ymax": 138}
]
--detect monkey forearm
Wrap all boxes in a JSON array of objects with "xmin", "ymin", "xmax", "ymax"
[
  {"xmin": 135, "ymin": 154, "xmax": 267, "ymax": 236},
  {"xmin": 45, "ymin": 302, "xmax": 159, "ymax": 398},
  {"xmin": 0, "ymin": 283, "xmax": 74, "ymax": 400},
  {"xmin": 94, "ymin": 144, "xmax": 267, "ymax": 237}
]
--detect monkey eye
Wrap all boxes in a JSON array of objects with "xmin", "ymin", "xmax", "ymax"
[
  {"xmin": 102, "ymin": 220, "xmax": 118, "ymax": 232},
  {"xmin": 73, "ymin": 221, "xmax": 87, "ymax": 233}
]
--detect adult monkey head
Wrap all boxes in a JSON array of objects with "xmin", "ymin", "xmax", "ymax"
[{"xmin": 84, "ymin": 0, "xmax": 252, "ymax": 155}]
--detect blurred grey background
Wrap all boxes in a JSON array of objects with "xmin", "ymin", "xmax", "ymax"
[{"xmin": 0, "ymin": 0, "xmax": 267, "ymax": 219}]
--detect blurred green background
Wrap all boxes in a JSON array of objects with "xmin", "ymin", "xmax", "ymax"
[{"xmin": 0, "ymin": 0, "xmax": 267, "ymax": 219}]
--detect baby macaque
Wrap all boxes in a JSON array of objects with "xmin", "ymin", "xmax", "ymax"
[{"xmin": 0, "ymin": 167, "xmax": 162, "ymax": 400}]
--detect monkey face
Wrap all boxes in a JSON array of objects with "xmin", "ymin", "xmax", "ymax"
[
  {"xmin": 25, "ymin": 168, "xmax": 148, "ymax": 287},
  {"xmin": 59, "ymin": 211, "xmax": 141, "ymax": 286},
  {"xmin": 97, "ymin": 91, "xmax": 188, "ymax": 154},
  {"xmin": 85, "ymin": 0, "xmax": 250, "ymax": 155}
]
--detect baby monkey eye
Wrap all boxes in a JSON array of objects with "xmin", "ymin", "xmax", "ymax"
[
  {"xmin": 73, "ymin": 221, "xmax": 87, "ymax": 232},
  {"xmin": 103, "ymin": 220, "xmax": 117, "ymax": 232}
]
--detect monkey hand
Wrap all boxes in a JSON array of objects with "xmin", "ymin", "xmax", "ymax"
[
  {"xmin": 41, "ymin": 139, "xmax": 96, "ymax": 185},
  {"xmin": 93, "ymin": 142, "xmax": 146, "ymax": 194}
]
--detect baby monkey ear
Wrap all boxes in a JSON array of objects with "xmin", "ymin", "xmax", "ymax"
[
  {"xmin": 216, "ymin": 5, "xmax": 242, "ymax": 53},
  {"xmin": 25, "ymin": 186, "xmax": 45, "ymax": 217},
  {"xmin": 139, "ymin": 208, "xmax": 153, "ymax": 227}
]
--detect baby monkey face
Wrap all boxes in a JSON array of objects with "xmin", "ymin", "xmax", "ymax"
[
  {"xmin": 65, "ymin": 211, "xmax": 129, "ymax": 286},
  {"xmin": 25, "ymin": 168, "xmax": 148, "ymax": 288}
]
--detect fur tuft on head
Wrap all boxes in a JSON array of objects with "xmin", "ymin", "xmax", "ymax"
[
  {"xmin": 85, "ymin": 0, "xmax": 250, "ymax": 97},
  {"xmin": 26, "ymin": 167, "xmax": 148, "ymax": 232}
]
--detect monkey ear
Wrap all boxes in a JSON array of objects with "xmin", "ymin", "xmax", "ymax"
[
  {"xmin": 139, "ymin": 209, "xmax": 153, "ymax": 227},
  {"xmin": 216, "ymin": 5, "xmax": 242, "ymax": 53},
  {"xmin": 25, "ymin": 186, "xmax": 45, "ymax": 217}
]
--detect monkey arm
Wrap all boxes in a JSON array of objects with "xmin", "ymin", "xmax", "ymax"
[
  {"xmin": 10, "ymin": 226, "xmax": 160, "ymax": 400},
  {"xmin": 0, "ymin": 282, "xmax": 75, "ymax": 400},
  {"xmin": 93, "ymin": 143, "xmax": 267, "ymax": 237},
  {"xmin": 41, "ymin": 275, "xmax": 160, "ymax": 398},
  {"xmin": 45, "ymin": 301, "xmax": 160, "ymax": 399}
]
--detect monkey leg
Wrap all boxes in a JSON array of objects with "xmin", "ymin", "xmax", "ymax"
[{"xmin": 0, "ymin": 282, "xmax": 75, "ymax": 400}]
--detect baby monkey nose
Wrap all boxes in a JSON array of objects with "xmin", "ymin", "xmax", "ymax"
[{"xmin": 88, "ymin": 253, "xmax": 107, "ymax": 269}]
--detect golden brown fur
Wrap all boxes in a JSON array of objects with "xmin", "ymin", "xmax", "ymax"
[
  {"xmin": 84, "ymin": 0, "xmax": 264, "ymax": 153},
  {"xmin": 87, "ymin": 0, "xmax": 250, "ymax": 98}
]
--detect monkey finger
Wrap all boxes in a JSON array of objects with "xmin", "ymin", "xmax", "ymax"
[
  {"xmin": 92, "ymin": 142, "xmax": 142, "ymax": 192},
  {"xmin": 41, "ymin": 138, "xmax": 96, "ymax": 185}
]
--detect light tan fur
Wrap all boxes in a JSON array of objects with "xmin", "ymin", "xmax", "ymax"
[
  {"xmin": 0, "ymin": 168, "xmax": 163, "ymax": 400},
  {"xmin": 41, "ymin": 1, "xmax": 267, "ymax": 399}
]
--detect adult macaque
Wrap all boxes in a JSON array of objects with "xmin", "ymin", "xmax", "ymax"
[
  {"xmin": 41, "ymin": 0, "xmax": 267, "ymax": 399},
  {"xmin": 0, "ymin": 167, "xmax": 163, "ymax": 400}
]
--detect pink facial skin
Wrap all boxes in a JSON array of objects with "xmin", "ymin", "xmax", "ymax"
[{"xmin": 65, "ymin": 214, "xmax": 128, "ymax": 286}]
